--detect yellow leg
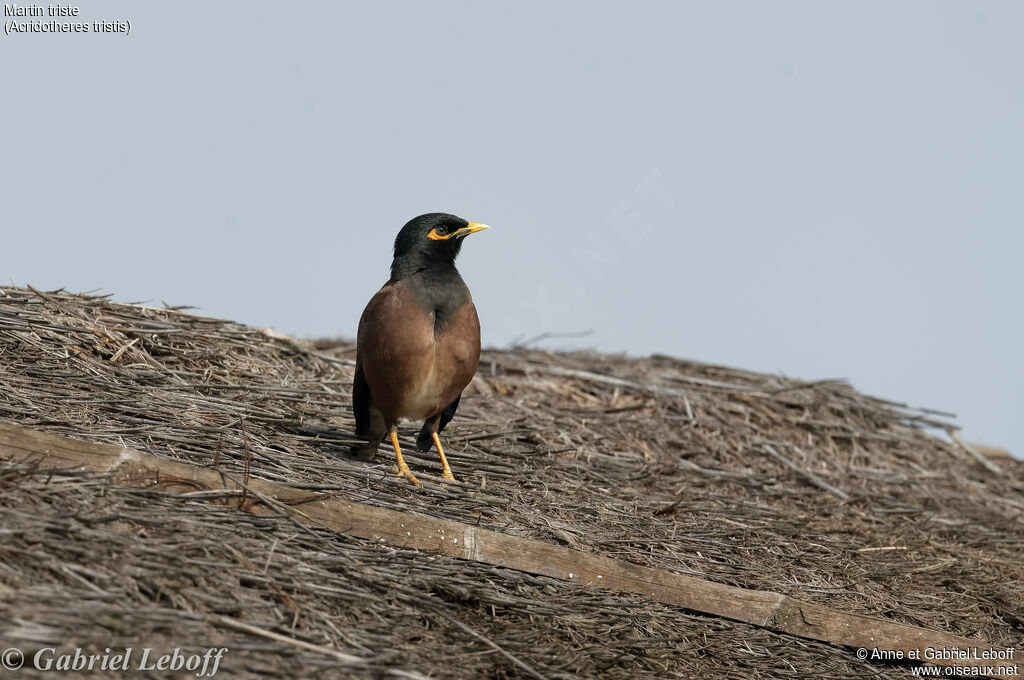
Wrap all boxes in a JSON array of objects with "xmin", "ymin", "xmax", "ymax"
[
  {"xmin": 431, "ymin": 432, "xmax": 456, "ymax": 482},
  {"xmin": 389, "ymin": 430, "xmax": 421, "ymax": 487}
]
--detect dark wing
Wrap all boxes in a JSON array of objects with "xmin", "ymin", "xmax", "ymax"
[
  {"xmin": 416, "ymin": 393, "xmax": 462, "ymax": 452},
  {"xmin": 436, "ymin": 393, "xmax": 462, "ymax": 435},
  {"xmin": 352, "ymin": 359, "xmax": 371, "ymax": 437},
  {"xmin": 350, "ymin": 358, "xmax": 383, "ymax": 460}
]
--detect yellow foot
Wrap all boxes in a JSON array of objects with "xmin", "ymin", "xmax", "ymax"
[
  {"xmin": 432, "ymin": 432, "xmax": 457, "ymax": 483},
  {"xmin": 394, "ymin": 465, "xmax": 421, "ymax": 487},
  {"xmin": 390, "ymin": 431, "xmax": 421, "ymax": 487}
]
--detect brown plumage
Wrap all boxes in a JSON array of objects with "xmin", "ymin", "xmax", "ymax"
[{"xmin": 351, "ymin": 213, "xmax": 489, "ymax": 485}]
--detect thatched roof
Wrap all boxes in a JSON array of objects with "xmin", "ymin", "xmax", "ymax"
[{"xmin": 0, "ymin": 285, "xmax": 1020, "ymax": 679}]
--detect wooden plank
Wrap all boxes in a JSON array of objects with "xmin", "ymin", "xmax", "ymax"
[{"xmin": 1, "ymin": 422, "xmax": 1018, "ymax": 679}]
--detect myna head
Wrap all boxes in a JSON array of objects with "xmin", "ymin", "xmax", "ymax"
[{"xmin": 391, "ymin": 213, "xmax": 490, "ymax": 280}]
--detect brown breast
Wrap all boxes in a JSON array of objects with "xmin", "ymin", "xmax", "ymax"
[{"xmin": 357, "ymin": 280, "xmax": 480, "ymax": 424}]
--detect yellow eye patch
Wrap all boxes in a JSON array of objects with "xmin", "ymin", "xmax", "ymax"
[{"xmin": 427, "ymin": 223, "xmax": 490, "ymax": 241}]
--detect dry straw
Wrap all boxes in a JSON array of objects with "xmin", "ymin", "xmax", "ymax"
[{"xmin": 0, "ymin": 286, "xmax": 1021, "ymax": 679}]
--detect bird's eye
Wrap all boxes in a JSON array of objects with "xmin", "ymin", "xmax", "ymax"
[{"xmin": 435, "ymin": 226, "xmax": 449, "ymax": 236}]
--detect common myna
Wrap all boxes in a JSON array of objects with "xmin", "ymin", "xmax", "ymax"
[{"xmin": 351, "ymin": 213, "xmax": 489, "ymax": 485}]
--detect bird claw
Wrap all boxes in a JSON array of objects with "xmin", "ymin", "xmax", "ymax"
[{"xmin": 392, "ymin": 465, "xmax": 422, "ymax": 487}]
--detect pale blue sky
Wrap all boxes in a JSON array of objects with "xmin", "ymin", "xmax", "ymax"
[{"xmin": 3, "ymin": 1, "xmax": 1021, "ymax": 456}]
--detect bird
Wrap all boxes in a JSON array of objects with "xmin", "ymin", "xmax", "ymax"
[{"xmin": 350, "ymin": 213, "xmax": 489, "ymax": 486}]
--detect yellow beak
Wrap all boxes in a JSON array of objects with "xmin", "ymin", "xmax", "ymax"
[{"xmin": 452, "ymin": 222, "xmax": 491, "ymax": 238}]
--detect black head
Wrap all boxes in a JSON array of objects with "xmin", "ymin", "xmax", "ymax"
[{"xmin": 390, "ymin": 213, "xmax": 489, "ymax": 280}]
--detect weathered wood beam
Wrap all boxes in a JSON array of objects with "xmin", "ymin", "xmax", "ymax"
[{"xmin": 1, "ymin": 422, "xmax": 1017, "ymax": 679}]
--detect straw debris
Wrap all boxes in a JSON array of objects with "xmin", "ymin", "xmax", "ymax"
[{"xmin": 0, "ymin": 285, "xmax": 1021, "ymax": 678}]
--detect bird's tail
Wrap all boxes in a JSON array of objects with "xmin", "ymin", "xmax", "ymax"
[
  {"xmin": 350, "ymin": 441, "xmax": 380, "ymax": 462},
  {"xmin": 416, "ymin": 424, "xmax": 434, "ymax": 452}
]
